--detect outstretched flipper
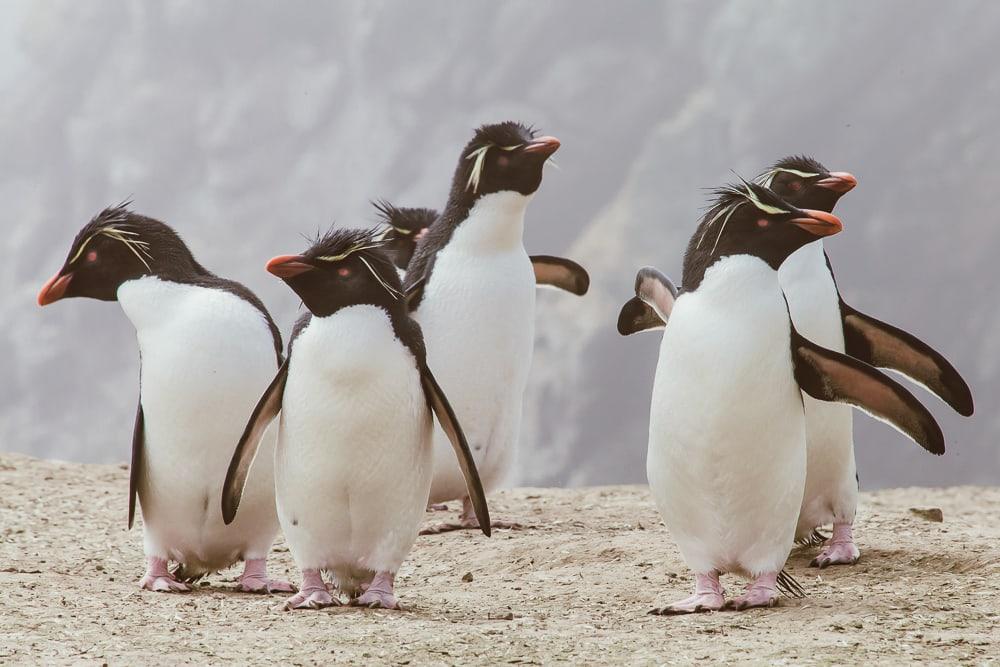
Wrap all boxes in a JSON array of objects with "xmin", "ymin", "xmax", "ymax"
[
  {"xmin": 617, "ymin": 267, "xmax": 678, "ymax": 335},
  {"xmin": 222, "ymin": 359, "xmax": 289, "ymax": 525},
  {"xmin": 840, "ymin": 299, "xmax": 973, "ymax": 416},
  {"xmin": 128, "ymin": 396, "xmax": 144, "ymax": 530},
  {"xmin": 419, "ymin": 365, "xmax": 491, "ymax": 537},
  {"xmin": 530, "ymin": 255, "xmax": 590, "ymax": 296},
  {"xmin": 792, "ymin": 329, "xmax": 945, "ymax": 455}
]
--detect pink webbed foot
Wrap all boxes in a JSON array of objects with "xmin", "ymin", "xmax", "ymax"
[
  {"xmin": 237, "ymin": 558, "xmax": 297, "ymax": 594},
  {"xmin": 811, "ymin": 523, "xmax": 860, "ymax": 568},
  {"xmin": 420, "ymin": 497, "xmax": 525, "ymax": 535},
  {"xmin": 282, "ymin": 570, "xmax": 338, "ymax": 610},
  {"xmin": 649, "ymin": 572, "xmax": 725, "ymax": 615},
  {"xmin": 726, "ymin": 572, "xmax": 779, "ymax": 611},
  {"xmin": 350, "ymin": 572, "xmax": 401, "ymax": 610},
  {"xmin": 139, "ymin": 557, "xmax": 191, "ymax": 593}
]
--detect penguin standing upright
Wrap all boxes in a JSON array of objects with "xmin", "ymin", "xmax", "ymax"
[
  {"xmin": 619, "ymin": 183, "xmax": 944, "ymax": 613},
  {"xmin": 37, "ymin": 203, "xmax": 292, "ymax": 594},
  {"xmin": 759, "ymin": 156, "xmax": 973, "ymax": 567},
  {"xmin": 404, "ymin": 122, "xmax": 589, "ymax": 533},
  {"xmin": 221, "ymin": 228, "xmax": 490, "ymax": 610}
]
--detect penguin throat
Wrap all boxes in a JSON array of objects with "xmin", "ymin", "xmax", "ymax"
[{"xmin": 450, "ymin": 191, "xmax": 532, "ymax": 254}]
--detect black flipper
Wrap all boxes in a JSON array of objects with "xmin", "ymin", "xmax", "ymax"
[
  {"xmin": 616, "ymin": 266, "xmax": 678, "ymax": 335},
  {"xmin": 221, "ymin": 359, "xmax": 289, "ymax": 525},
  {"xmin": 419, "ymin": 364, "xmax": 491, "ymax": 537},
  {"xmin": 405, "ymin": 276, "xmax": 426, "ymax": 313},
  {"xmin": 128, "ymin": 397, "xmax": 144, "ymax": 530},
  {"xmin": 530, "ymin": 255, "xmax": 590, "ymax": 296},
  {"xmin": 840, "ymin": 299, "xmax": 973, "ymax": 416},
  {"xmin": 791, "ymin": 329, "xmax": 945, "ymax": 455}
]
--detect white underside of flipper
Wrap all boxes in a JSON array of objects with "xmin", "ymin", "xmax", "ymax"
[
  {"xmin": 118, "ymin": 277, "xmax": 281, "ymax": 575},
  {"xmin": 275, "ymin": 306, "xmax": 432, "ymax": 594},
  {"xmin": 647, "ymin": 256, "xmax": 807, "ymax": 577},
  {"xmin": 414, "ymin": 192, "xmax": 537, "ymax": 503},
  {"xmin": 779, "ymin": 241, "xmax": 858, "ymax": 538}
]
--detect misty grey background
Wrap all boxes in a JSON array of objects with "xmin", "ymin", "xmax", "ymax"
[{"xmin": 2, "ymin": 1, "xmax": 996, "ymax": 489}]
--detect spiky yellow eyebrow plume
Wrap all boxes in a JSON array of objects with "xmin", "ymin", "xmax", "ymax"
[
  {"xmin": 757, "ymin": 167, "xmax": 821, "ymax": 189},
  {"xmin": 697, "ymin": 183, "xmax": 793, "ymax": 253},
  {"xmin": 465, "ymin": 143, "xmax": 523, "ymax": 193},
  {"xmin": 315, "ymin": 241, "xmax": 386, "ymax": 263},
  {"xmin": 68, "ymin": 225, "xmax": 153, "ymax": 270}
]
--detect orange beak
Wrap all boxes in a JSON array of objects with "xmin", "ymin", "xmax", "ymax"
[
  {"xmin": 816, "ymin": 171, "xmax": 858, "ymax": 193},
  {"xmin": 38, "ymin": 272, "xmax": 73, "ymax": 306},
  {"xmin": 523, "ymin": 136, "xmax": 561, "ymax": 157},
  {"xmin": 790, "ymin": 209, "xmax": 843, "ymax": 237},
  {"xmin": 266, "ymin": 255, "xmax": 313, "ymax": 278}
]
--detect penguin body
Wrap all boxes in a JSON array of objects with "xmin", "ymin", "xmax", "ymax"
[
  {"xmin": 276, "ymin": 307, "xmax": 432, "ymax": 592},
  {"xmin": 38, "ymin": 204, "xmax": 288, "ymax": 592},
  {"xmin": 222, "ymin": 228, "xmax": 489, "ymax": 609}
]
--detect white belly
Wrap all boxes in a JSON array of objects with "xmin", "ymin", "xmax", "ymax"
[
  {"xmin": 646, "ymin": 256, "xmax": 806, "ymax": 577},
  {"xmin": 274, "ymin": 307, "xmax": 432, "ymax": 587},
  {"xmin": 414, "ymin": 192, "xmax": 537, "ymax": 502},
  {"xmin": 118, "ymin": 277, "xmax": 280, "ymax": 572},
  {"xmin": 779, "ymin": 242, "xmax": 858, "ymax": 534}
]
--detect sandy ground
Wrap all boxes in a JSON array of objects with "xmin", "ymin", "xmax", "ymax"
[{"xmin": 1, "ymin": 453, "xmax": 998, "ymax": 665}]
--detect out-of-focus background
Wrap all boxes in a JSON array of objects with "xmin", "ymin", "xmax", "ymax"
[{"xmin": 2, "ymin": 1, "xmax": 996, "ymax": 489}]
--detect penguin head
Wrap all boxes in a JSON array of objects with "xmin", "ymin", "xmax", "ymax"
[
  {"xmin": 450, "ymin": 122, "xmax": 559, "ymax": 203},
  {"xmin": 757, "ymin": 155, "xmax": 857, "ymax": 213},
  {"xmin": 372, "ymin": 200, "xmax": 438, "ymax": 269},
  {"xmin": 683, "ymin": 181, "xmax": 843, "ymax": 287},
  {"xmin": 266, "ymin": 227, "xmax": 403, "ymax": 317},
  {"xmin": 38, "ymin": 202, "xmax": 195, "ymax": 306}
]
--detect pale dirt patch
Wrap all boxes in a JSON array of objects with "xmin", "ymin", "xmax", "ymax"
[{"xmin": 1, "ymin": 453, "xmax": 998, "ymax": 665}]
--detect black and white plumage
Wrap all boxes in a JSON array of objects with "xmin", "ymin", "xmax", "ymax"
[
  {"xmin": 625, "ymin": 183, "xmax": 944, "ymax": 614},
  {"xmin": 221, "ymin": 227, "xmax": 489, "ymax": 609},
  {"xmin": 762, "ymin": 156, "xmax": 972, "ymax": 567},
  {"xmin": 38, "ymin": 203, "xmax": 287, "ymax": 593}
]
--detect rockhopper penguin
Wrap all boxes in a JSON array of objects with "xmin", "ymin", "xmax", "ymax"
[
  {"xmin": 761, "ymin": 155, "xmax": 973, "ymax": 567},
  {"xmin": 619, "ymin": 183, "xmax": 945, "ymax": 613},
  {"xmin": 403, "ymin": 122, "xmax": 587, "ymax": 533},
  {"xmin": 221, "ymin": 227, "xmax": 490, "ymax": 610},
  {"xmin": 37, "ymin": 203, "xmax": 292, "ymax": 594}
]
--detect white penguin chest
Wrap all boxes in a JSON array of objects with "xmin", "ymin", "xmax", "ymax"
[{"xmin": 778, "ymin": 241, "xmax": 845, "ymax": 352}]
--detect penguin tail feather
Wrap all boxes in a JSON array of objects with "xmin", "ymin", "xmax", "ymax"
[
  {"xmin": 777, "ymin": 569, "xmax": 806, "ymax": 599},
  {"xmin": 795, "ymin": 528, "xmax": 830, "ymax": 547},
  {"xmin": 171, "ymin": 563, "xmax": 209, "ymax": 584}
]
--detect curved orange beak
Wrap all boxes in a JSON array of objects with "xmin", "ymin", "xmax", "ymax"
[
  {"xmin": 816, "ymin": 171, "xmax": 857, "ymax": 193},
  {"xmin": 266, "ymin": 255, "xmax": 313, "ymax": 278},
  {"xmin": 523, "ymin": 135, "xmax": 561, "ymax": 157},
  {"xmin": 38, "ymin": 272, "xmax": 73, "ymax": 306},
  {"xmin": 790, "ymin": 209, "xmax": 843, "ymax": 237}
]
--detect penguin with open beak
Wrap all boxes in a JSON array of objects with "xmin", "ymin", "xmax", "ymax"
[
  {"xmin": 221, "ymin": 227, "xmax": 489, "ymax": 610},
  {"xmin": 403, "ymin": 122, "xmax": 587, "ymax": 533},
  {"xmin": 619, "ymin": 182, "xmax": 944, "ymax": 613},
  {"xmin": 760, "ymin": 156, "xmax": 973, "ymax": 568},
  {"xmin": 38, "ymin": 202, "xmax": 292, "ymax": 594}
]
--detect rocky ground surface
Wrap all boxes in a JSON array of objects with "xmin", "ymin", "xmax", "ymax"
[{"xmin": 1, "ymin": 453, "xmax": 998, "ymax": 665}]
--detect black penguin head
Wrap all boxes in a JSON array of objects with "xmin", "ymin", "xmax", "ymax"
[
  {"xmin": 682, "ymin": 181, "xmax": 843, "ymax": 289},
  {"xmin": 757, "ymin": 155, "xmax": 857, "ymax": 213},
  {"xmin": 266, "ymin": 227, "xmax": 403, "ymax": 318},
  {"xmin": 449, "ymin": 122, "xmax": 559, "ymax": 205},
  {"xmin": 372, "ymin": 200, "xmax": 439, "ymax": 269},
  {"xmin": 38, "ymin": 202, "xmax": 199, "ymax": 306}
]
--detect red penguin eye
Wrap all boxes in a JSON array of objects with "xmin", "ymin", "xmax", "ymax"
[
  {"xmin": 337, "ymin": 267, "xmax": 351, "ymax": 277},
  {"xmin": 789, "ymin": 181, "xmax": 802, "ymax": 192},
  {"xmin": 497, "ymin": 155, "xmax": 510, "ymax": 168},
  {"xmin": 86, "ymin": 250, "xmax": 98, "ymax": 263},
  {"xmin": 757, "ymin": 218, "xmax": 770, "ymax": 228}
]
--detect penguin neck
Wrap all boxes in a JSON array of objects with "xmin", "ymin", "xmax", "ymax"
[
  {"xmin": 116, "ymin": 275, "xmax": 193, "ymax": 331},
  {"xmin": 695, "ymin": 254, "xmax": 784, "ymax": 307},
  {"xmin": 445, "ymin": 191, "xmax": 531, "ymax": 254}
]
